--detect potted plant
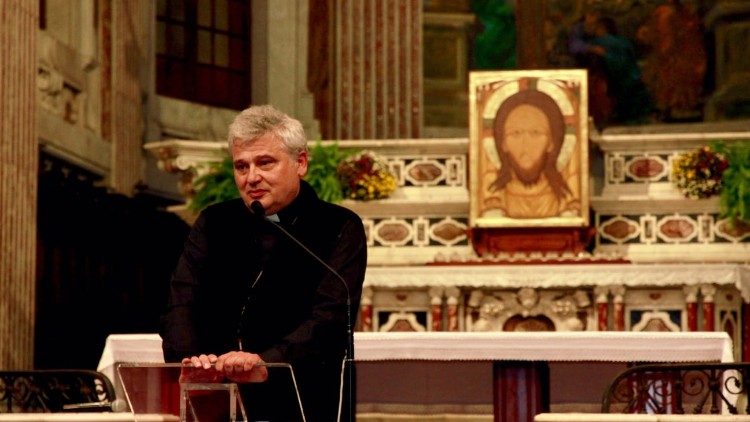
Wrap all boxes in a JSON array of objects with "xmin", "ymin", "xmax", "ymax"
[
  {"xmin": 305, "ymin": 141, "xmax": 353, "ymax": 203},
  {"xmin": 188, "ymin": 157, "xmax": 239, "ymax": 213}
]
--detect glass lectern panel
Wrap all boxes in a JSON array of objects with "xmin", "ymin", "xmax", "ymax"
[{"xmin": 117, "ymin": 363, "xmax": 306, "ymax": 422}]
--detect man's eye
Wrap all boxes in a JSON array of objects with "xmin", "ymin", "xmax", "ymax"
[{"xmin": 257, "ymin": 160, "xmax": 275, "ymax": 169}]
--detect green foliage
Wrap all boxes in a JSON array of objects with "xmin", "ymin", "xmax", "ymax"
[
  {"xmin": 713, "ymin": 141, "xmax": 750, "ymax": 224},
  {"xmin": 187, "ymin": 157, "xmax": 239, "ymax": 213},
  {"xmin": 305, "ymin": 141, "xmax": 355, "ymax": 203}
]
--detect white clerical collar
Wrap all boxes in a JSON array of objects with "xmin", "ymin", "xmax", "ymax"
[{"xmin": 267, "ymin": 213, "xmax": 280, "ymax": 222}]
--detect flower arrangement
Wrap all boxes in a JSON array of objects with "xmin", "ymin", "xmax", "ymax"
[
  {"xmin": 337, "ymin": 151, "xmax": 397, "ymax": 200},
  {"xmin": 671, "ymin": 145, "xmax": 729, "ymax": 199}
]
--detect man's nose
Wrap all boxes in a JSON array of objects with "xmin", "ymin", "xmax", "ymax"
[{"xmin": 245, "ymin": 166, "xmax": 262, "ymax": 184}]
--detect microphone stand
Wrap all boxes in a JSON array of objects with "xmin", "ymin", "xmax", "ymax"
[{"xmin": 251, "ymin": 201, "xmax": 355, "ymax": 422}]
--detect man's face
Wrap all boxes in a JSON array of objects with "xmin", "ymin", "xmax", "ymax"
[
  {"xmin": 500, "ymin": 104, "xmax": 553, "ymax": 185},
  {"xmin": 231, "ymin": 132, "xmax": 308, "ymax": 215}
]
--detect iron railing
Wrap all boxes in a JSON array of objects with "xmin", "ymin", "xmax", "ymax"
[
  {"xmin": 0, "ymin": 370, "xmax": 116, "ymax": 413},
  {"xmin": 602, "ymin": 362, "xmax": 750, "ymax": 414}
]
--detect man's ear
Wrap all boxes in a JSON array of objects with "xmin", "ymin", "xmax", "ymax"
[{"xmin": 296, "ymin": 151, "xmax": 309, "ymax": 177}]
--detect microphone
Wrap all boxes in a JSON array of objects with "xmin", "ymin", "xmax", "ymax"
[
  {"xmin": 250, "ymin": 200, "xmax": 355, "ymax": 422},
  {"xmin": 62, "ymin": 398, "xmax": 128, "ymax": 412}
]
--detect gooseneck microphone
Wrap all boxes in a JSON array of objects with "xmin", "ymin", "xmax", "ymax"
[
  {"xmin": 250, "ymin": 200, "xmax": 355, "ymax": 422},
  {"xmin": 62, "ymin": 398, "xmax": 128, "ymax": 412}
]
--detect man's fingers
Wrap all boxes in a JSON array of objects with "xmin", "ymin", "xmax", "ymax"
[{"xmin": 199, "ymin": 354, "xmax": 212, "ymax": 369}]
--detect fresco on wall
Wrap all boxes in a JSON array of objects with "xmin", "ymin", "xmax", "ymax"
[
  {"xmin": 424, "ymin": 0, "xmax": 749, "ymax": 131},
  {"xmin": 544, "ymin": 0, "xmax": 749, "ymax": 129}
]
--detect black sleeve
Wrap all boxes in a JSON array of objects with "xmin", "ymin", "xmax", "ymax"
[{"xmin": 160, "ymin": 212, "xmax": 210, "ymax": 362}]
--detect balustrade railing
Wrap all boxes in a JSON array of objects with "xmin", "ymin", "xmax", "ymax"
[{"xmin": 602, "ymin": 362, "xmax": 750, "ymax": 415}]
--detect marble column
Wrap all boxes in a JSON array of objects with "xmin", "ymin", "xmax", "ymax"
[
  {"xmin": 0, "ymin": 0, "xmax": 38, "ymax": 369},
  {"xmin": 334, "ymin": 0, "xmax": 422, "ymax": 139},
  {"xmin": 107, "ymin": 0, "xmax": 151, "ymax": 195},
  {"xmin": 701, "ymin": 285, "xmax": 716, "ymax": 331},
  {"xmin": 684, "ymin": 286, "xmax": 699, "ymax": 331}
]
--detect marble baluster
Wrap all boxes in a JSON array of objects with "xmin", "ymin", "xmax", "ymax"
[
  {"xmin": 612, "ymin": 286, "xmax": 626, "ymax": 331},
  {"xmin": 429, "ymin": 287, "xmax": 444, "ymax": 331},
  {"xmin": 594, "ymin": 286, "xmax": 609, "ymax": 331}
]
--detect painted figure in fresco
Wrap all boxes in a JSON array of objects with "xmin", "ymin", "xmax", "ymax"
[
  {"xmin": 568, "ymin": 9, "xmax": 651, "ymax": 127},
  {"xmin": 567, "ymin": 8, "xmax": 614, "ymax": 128},
  {"xmin": 637, "ymin": 0, "xmax": 707, "ymax": 120},
  {"xmin": 483, "ymin": 89, "xmax": 580, "ymax": 219},
  {"xmin": 588, "ymin": 16, "xmax": 652, "ymax": 124}
]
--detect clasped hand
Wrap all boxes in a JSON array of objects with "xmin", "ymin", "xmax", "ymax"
[{"xmin": 179, "ymin": 351, "xmax": 269, "ymax": 383}]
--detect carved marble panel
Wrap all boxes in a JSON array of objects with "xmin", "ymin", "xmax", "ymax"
[
  {"xmin": 366, "ymin": 216, "xmax": 470, "ymax": 247},
  {"xmin": 597, "ymin": 213, "xmax": 750, "ymax": 246},
  {"xmin": 465, "ymin": 288, "xmax": 593, "ymax": 332}
]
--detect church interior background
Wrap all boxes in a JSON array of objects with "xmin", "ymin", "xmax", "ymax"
[{"xmin": 2, "ymin": 0, "xmax": 750, "ymax": 420}]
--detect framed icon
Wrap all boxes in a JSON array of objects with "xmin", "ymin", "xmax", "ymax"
[{"xmin": 469, "ymin": 69, "xmax": 589, "ymax": 228}]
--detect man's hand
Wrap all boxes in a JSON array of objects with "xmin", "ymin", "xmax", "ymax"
[
  {"xmin": 179, "ymin": 352, "xmax": 269, "ymax": 383},
  {"xmin": 179, "ymin": 354, "xmax": 223, "ymax": 383},
  {"xmin": 215, "ymin": 351, "xmax": 269, "ymax": 383}
]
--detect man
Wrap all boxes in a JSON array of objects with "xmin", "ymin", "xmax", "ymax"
[
  {"xmin": 161, "ymin": 105, "xmax": 368, "ymax": 421},
  {"xmin": 483, "ymin": 89, "xmax": 579, "ymax": 218}
]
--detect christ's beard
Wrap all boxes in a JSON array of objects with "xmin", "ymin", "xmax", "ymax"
[{"xmin": 506, "ymin": 152, "xmax": 548, "ymax": 186}]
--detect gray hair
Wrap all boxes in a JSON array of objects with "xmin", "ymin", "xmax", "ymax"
[{"xmin": 227, "ymin": 105, "xmax": 308, "ymax": 157}]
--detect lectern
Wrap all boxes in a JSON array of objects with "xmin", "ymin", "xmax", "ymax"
[{"xmin": 117, "ymin": 363, "xmax": 306, "ymax": 421}]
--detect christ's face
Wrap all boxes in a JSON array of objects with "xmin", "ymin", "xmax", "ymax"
[{"xmin": 500, "ymin": 104, "xmax": 553, "ymax": 184}]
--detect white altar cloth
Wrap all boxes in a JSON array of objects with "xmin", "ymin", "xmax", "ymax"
[
  {"xmin": 97, "ymin": 332, "xmax": 735, "ymax": 416},
  {"xmin": 352, "ymin": 331, "xmax": 734, "ymax": 363},
  {"xmin": 98, "ymin": 331, "xmax": 734, "ymax": 381}
]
